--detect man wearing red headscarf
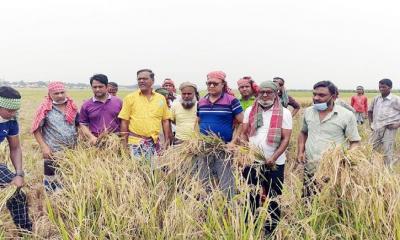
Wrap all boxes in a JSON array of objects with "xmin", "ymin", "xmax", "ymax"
[
  {"xmin": 32, "ymin": 81, "xmax": 79, "ymax": 192},
  {"xmin": 237, "ymin": 76, "xmax": 260, "ymax": 110},
  {"xmin": 195, "ymin": 71, "xmax": 244, "ymax": 198}
]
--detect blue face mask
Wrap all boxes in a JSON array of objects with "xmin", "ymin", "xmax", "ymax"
[
  {"xmin": 313, "ymin": 102, "xmax": 328, "ymax": 111},
  {"xmin": 313, "ymin": 97, "xmax": 332, "ymax": 111}
]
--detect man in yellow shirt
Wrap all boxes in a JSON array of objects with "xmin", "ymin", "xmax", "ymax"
[
  {"xmin": 119, "ymin": 69, "xmax": 172, "ymax": 159},
  {"xmin": 171, "ymin": 82, "xmax": 199, "ymax": 144}
]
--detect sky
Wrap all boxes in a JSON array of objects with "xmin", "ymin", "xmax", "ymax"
[{"xmin": 1, "ymin": 0, "xmax": 399, "ymax": 90}]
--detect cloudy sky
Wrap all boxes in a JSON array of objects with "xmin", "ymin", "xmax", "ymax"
[{"xmin": 1, "ymin": 0, "xmax": 399, "ymax": 90}]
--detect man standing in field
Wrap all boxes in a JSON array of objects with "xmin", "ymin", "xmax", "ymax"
[
  {"xmin": 107, "ymin": 82, "xmax": 119, "ymax": 97},
  {"xmin": 242, "ymin": 81, "xmax": 292, "ymax": 235},
  {"xmin": 195, "ymin": 70, "xmax": 244, "ymax": 198},
  {"xmin": 0, "ymin": 86, "xmax": 32, "ymax": 232},
  {"xmin": 119, "ymin": 69, "xmax": 172, "ymax": 159},
  {"xmin": 272, "ymin": 77, "xmax": 301, "ymax": 116},
  {"xmin": 297, "ymin": 81, "xmax": 361, "ymax": 196},
  {"xmin": 79, "ymin": 74, "xmax": 122, "ymax": 145},
  {"xmin": 162, "ymin": 78, "xmax": 181, "ymax": 105},
  {"xmin": 31, "ymin": 82, "xmax": 79, "ymax": 192},
  {"xmin": 171, "ymin": 82, "xmax": 199, "ymax": 145},
  {"xmin": 368, "ymin": 79, "xmax": 400, "ymax": 168},
  {"xmin": 351, "ymin": 86, "xmax": 368, "ymax": 124},
  {"xmin": 237, "ymin": 76, "xmax": 259, "ymax": 110}
]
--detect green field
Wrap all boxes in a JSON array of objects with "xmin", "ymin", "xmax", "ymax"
[{"xmin": 1, "ymin": 88, "xmax": 399, "ymax": 239}]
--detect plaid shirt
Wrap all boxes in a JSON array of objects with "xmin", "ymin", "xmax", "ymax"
[{"xmin": 369, "ymin": 93, "xmax": 400, "ymax": 130}]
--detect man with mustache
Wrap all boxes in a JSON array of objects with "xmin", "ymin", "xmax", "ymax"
[
  {"xmin": 195, "ymin": 71, "xmax": 244, "ymax": 198},
  {"xmin": 297, "ymin": 80, "xmax": 361, "ymax": 197},
  {"xmin": 32, "ymin": 81, "xmax": 79, "ymax": 192},
  {"xmin": 0, "ymin": 86, "xmax": 33, "ymax": 232},
  {"xmin": 170, "ymin": 82, "xmax": 199, "ymax": 144},
  {"xmin": 119, "ymin": 69, "xmax": 172, "ymax": 160}
]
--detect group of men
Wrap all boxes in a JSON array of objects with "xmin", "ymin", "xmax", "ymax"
[{"xmin": 0, "ymin": 71, "xmax": 399, "ymax": 235}]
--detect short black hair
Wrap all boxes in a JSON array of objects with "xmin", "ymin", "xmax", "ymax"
[
  {"xmin": 108, "ymin": 82, "xmax": 118, "ymax": 88},
  {"xmin": 273, "ymin": 77, "xmax": 285, "ymax": 84},
  {"xmin": 313, "ymin": 80, "xmax": 338, "ymax": 96},
  {"xmin": 137, "ymin": 69, "xmax": 155, "ymax": 80},
  {"xmin": 0, "ymin": 86, "xmax": 21, "ymax": 99},
  {"xmin": 90, "ymin": 74, "xmax": 108, "ymax": 86},
  {"xmin": 379, "ymin": 78, "xmax": 392, "ymax": 88}
]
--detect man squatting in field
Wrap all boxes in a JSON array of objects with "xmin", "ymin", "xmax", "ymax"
[
  {"xmin": 241, "ymin": 81, "xmax": 292, "ymax": 235},
  {"xmin": 0, "ymin": 86, "xmax": 33, "ymax": 232},
  {"xmin": 32, "ymin": 82, "xmax": 79, "ymax": 192}
]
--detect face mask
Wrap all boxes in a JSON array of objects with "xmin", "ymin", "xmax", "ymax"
[
  {"xmin": 258, "ymin": 99, "xmax": 274, "ymax": 108},
  {"xmin": 52, "ymin": 98, "xmax": 67, "ymax": 105},
  {"xmin": 313, "ymin": 97, "xmax": 332, "ymax": 111}
]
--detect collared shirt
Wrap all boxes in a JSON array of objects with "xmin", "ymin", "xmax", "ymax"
[
  {"xmin": 197, "ymin": 93, "xmax": 243, "ymax": 143},
  {"xmin": 243, "ymin": 107, "xmax": 292, "ymax": 165},
  {"xmin": 0, "ymin": 118, "xmax": 18, "ymax": 144},
  {"xmin": 118, "ymin": 90, "xmax": 171, "ymax": 144},
  {"xmin": 239, "ymin": 97, "xmax": 255, "ymax": 111},
  {"xmin": 40, "ymin": 107, "xmax": 78, "ymax": 152},
  {"xmin": 351, "ymin": 95, "xmax": 368, "ymax": 113},
  {"xmin": 79, "ymin": 94, "xmax": 122, "ymax": 136},
  {"xmin": 171, "ymin": 101, "xmax": 198, "ymax": 141},
  {"xmin": 301, "ymin": 104, "xmax": 361, "ymax": 162},
  {"xmin": 369, "ymin": 93, "xmax": 400, "ymax": 130}
]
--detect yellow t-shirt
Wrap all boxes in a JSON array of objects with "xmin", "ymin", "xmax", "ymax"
[
  {"xmin": 118, "ymin": 90, "xmax": 171, "ymax": 144},
  {"xmin": 171, "ymin": 101, "xmax": 198, "ymax": 141}
]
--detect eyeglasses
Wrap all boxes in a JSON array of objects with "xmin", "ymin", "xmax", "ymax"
[
  {"xmin": 206, "ymin": 81, "xmax": 222, "ymax": 87},
  {"xmin": 258, "ymin": 91, "xmax": 275, "ymax": 97}
]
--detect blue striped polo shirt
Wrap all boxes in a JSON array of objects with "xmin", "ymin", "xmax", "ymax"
[{"xmin": 197, "ymin": 93, "xmax": 243, "ymax": 142}]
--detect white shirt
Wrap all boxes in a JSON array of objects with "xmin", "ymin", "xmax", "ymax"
[{"xmin": 243, "ymin": 107, "xmax": 292, "ymax": 165}]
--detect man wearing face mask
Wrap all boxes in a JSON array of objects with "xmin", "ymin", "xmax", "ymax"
[
  {"xmin": 171, "ymin": 82, "xmax": 199, "ymax": 145},
  {"xmin": 32, "ymin": 82, "xmax": 79, "ymax": 192},
  {"xmin": 242, "ymin": 81, "xmax": 292, "ymax": 236},
  {"xmin": 297, "ymin": 81, "xmax": 361, "ymax": 197}
]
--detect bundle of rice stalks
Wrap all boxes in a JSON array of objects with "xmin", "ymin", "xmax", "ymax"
[
  {"xmin": 284, "ymin": 144, "xmax": 400, "ymax": 239},
  {"xmin": 42, "ymin": 136, "xmax": 269, "ymax": 239}
]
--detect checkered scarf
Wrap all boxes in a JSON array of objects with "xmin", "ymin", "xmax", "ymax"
[
  {"xmin": 247, "ymin": 94, "xmax": 283, "ymax": 147},
  {"xmin": 0, "ymin": 96, "xmax": 21, "ymax": 110},
  {"xmin": 31, "ymin": 96, "xmax": 78, "ymax": 133}
]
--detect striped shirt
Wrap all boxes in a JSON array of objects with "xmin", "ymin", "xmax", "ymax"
[{"xmin": 197, "ymin": 93, "xmax": 243, "ymax": 142}]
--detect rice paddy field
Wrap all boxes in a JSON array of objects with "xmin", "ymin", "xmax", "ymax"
[{"xmin": 1, "ymin": 88, "xmax": 400, "ymax": 239}]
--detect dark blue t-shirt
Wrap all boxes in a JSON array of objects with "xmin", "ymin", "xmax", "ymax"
[
  {"xmin": 0, "ymin": 119, "xmax": 19, "ymax": 143},
  {"xmin": 197, "ymin": 93, "xmax": 243, "ymax": 143}
]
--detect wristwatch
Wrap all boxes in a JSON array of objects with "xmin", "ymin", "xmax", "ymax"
[{"xmin": 15, "ymin": 170, "xmax": 25, "ymax": 177}]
